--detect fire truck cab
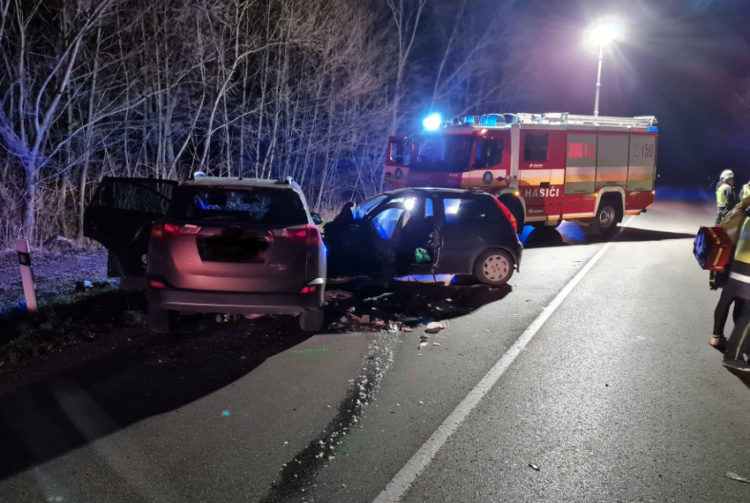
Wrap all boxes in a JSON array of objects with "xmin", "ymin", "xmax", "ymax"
[{"xmin": 383, "ymin": 112, "xmax": 658, "ymax": 235}]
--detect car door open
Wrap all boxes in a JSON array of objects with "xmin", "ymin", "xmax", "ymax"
[{"xmin": 84, "ymin": 177, "xmax": 177, "ymax": 285}]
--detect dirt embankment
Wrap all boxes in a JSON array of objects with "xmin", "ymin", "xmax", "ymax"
[{"xmin": 0, "ymin": 247, "xmax": 109, "ymax": 310}]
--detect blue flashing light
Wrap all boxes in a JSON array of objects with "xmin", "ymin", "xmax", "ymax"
[
  {"xmin": 464, "ymin": 116, "xmax": 475, "ymax": 124},
  {"xmin": 480, "ymin": 114, "xmax": 499, "ymax": 127},
  {"xmin": 647, "ymin": 126, "xmax": 658, "ymax": 132},
  {"xmin": 423, "ymin": 113, "xmax": 442, "ymax": 131}
]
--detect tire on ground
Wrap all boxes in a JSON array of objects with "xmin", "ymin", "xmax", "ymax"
[
  {"xmin": 473, "ymin": 249, "xmax": 514, "ymax": 286},
  {"xmin": 299, "ymin": 308, "xmax": 324, "ymax": 332},
  {"xmin": 591, "ymin": 195, "xmax": 622, "ymax": 236},
  {"xmin": 498, "ymin": 194, "xmax": 525, "ymax": 232},
  {"xmin": 147, "ymin": 306, "xmax": 176, "ymax": 333}
]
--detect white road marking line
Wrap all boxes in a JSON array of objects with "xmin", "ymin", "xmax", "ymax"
[{"xmin": 373, "ymin": 218, "xmax": 632, "ymax": 503}]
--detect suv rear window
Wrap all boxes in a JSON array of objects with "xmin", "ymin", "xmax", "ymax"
[{"xmin": 168, "ymin": 187, "xmax": 307, "ymax": 227}]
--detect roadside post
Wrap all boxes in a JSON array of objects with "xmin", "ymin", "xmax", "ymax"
[{"xmin": 15, "ymin": 239, "xmax": 38, "ymax": 313}]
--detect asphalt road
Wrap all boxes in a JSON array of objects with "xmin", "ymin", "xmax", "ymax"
[{"xmin": 1, "ymin": 198, "xmax": 749, "ymax": 502}]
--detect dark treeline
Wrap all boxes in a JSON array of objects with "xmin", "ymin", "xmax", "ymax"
[{"xmin": 0, "ymin": 0, "xmax": 520, "ymax": 248}]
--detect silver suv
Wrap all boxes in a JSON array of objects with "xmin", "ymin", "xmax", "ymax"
[{"xmin": 85, "ymin": 176, "xmax": 326, "ymax": 333}]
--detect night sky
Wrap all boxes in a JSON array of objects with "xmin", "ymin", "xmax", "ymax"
[{"xmin": 502, "ymin": 0, "xmax": 750, "ymax": 187}]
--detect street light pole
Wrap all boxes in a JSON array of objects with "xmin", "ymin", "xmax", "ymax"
[{"xmin": 593, "ymin": 44, "xmax": 603, "ymax": 117}]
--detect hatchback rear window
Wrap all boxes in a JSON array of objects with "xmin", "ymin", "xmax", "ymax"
[{"xmin": 168, "ymin": 187, "xmax": 307, "ymax": 227}]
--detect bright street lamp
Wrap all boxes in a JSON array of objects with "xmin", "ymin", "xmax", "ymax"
[{"xmin": 586, "ymin": 21, "xmax": 622, "ymax": 116}]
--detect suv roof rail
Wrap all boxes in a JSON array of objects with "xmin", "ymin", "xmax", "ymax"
[{"xmin": 274, "ymin": 176, "xmax": 302, "ymax": 191}]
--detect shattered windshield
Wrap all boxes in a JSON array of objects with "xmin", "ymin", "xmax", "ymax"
[
  {"xmin": 404, "ymin": 134, "xmax": 474, "ymax": 173},
  {"xmin": 168, "ymin": 187, "xmax": 307, "ymax": 227}
]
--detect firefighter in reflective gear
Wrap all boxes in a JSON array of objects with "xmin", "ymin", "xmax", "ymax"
[
  {"xmin": 742, "ymin": 180, "xmax": 750, "ymax": 201},
  {"xmin": 722, "ymin": 215, "xmax": 750, "ymax": 371},
  {"xmin": 716, "ymin": 169, "xmax": 738, "ymax": 224}
]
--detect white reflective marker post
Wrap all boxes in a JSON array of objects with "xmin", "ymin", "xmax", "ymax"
[{"xmin": 15, "ymin": 239, "xmax": 38, "ymax": 313}]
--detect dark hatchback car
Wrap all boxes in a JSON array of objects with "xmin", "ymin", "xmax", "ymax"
[
  {"xmin": 85, "ymin": 176, "xmax": 326, "ymax": 332},
  {"xmin": 324, "ymin": 188, "xmax": 522, "ymax": 285}
]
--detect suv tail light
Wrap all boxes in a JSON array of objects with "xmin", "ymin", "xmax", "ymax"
[
  {"xmin": 493, "ymin": 199, "xmax": 518, "ymax": 233},
  {"xmin": 273, "ymin": 224, "xmax": 321, "ymax": 246},
  {"xmin": 152, "ymin": 223, "xmax": 202, "ymax": 238}
]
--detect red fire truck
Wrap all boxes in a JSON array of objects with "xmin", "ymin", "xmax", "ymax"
[{"xmin": 383, "ymin": 112, "xmax": 658, "ymax": 235}]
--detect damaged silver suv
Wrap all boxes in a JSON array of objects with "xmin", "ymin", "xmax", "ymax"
[{"xmin": 85, "ymin": 176, "xmax": 326, "ymax": 333}]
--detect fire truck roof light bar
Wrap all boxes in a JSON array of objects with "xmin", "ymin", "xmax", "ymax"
[{"xmin": 452, "ymin": 112, "xmax": 657, "ymax": 130}]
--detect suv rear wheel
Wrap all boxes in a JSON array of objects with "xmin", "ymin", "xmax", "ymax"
[
  {"xmin": 474, "ymin": 249, "xmax": 514, "ymax": 286},
  {"xmin": 299, "ymin": 309, "xmax": 324, "ymax": 332},
  {"xmin": 148, "ymin": 306, "xmax": 176, "ymax": 333}
]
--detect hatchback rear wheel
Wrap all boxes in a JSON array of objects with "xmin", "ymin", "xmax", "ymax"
[
  {"xmin": 474, "ymin": 249, "xmax": 514, "ymax": 286},
  {"xmin": 299, "ymin": 309, "xmax": 324, "ymax": 332}
]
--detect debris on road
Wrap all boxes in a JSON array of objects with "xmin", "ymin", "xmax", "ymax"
[
  {"xmin": 74, "ymin": 279, "xmax": 93, "ymax": 291},
  {"xmin": 364, "ymin": 292, "xmax": 394, "ymax": 302},
  {"xmin": 424, "ymin": 321, "xmax": 446, "ymax": 334},
  {"xmin": 725, "ymin": 471, "xmax": 750, "ymax": 484},
  {"xmin": 325, "ymin": 290, "xmax": 354, "ymax": 302},
  {"xmin": 528, "ymin": 463, "xmax": 540, "ymax": 471}
]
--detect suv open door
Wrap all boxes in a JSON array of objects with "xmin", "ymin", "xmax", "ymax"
[{"xmin": 84, "ymin": 177, "xmax": 177, "ymax": 286}]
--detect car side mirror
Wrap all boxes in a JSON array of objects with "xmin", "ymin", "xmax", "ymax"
[{"xmin": 311, "ymin": 213, "xmax": 323, "ymax": 225}]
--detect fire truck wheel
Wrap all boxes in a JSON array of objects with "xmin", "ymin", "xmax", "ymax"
[
  {"xmin": 498, "ymin": 195, "xmax": 525, "ymax": 232},
  {"xmin": 592, "ymin": 200, "xmax": 620, "ymax": 235},
  {"xmin": 474, "ymin": 249, "xmax": 514, "ymax": 286}
]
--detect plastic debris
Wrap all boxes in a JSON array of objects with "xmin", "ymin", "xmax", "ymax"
[
  {"xmin": 418, "ymin": 400, "xmax": 424, "ymax": 405},
  {"xmin": 364, "ymin": 292, "xmax": 394, "ymax": 302},
  {"xmin": 424, "ymin": 321, "xmax": 446, "ymax": 334},
  {"xmin": 432, "ymin": 342, "xmax": 441, "ymax": 346},
  {"xmin": 221, "ymin": 410, "xmax": 230, "ymax": 417},
  {"xmin": 725, "ymin": 471, "xmax": 750, "ymax": 484},
  {"xmin": 528, "ymin": 463, "xmax": 540, "ymax": 471}
]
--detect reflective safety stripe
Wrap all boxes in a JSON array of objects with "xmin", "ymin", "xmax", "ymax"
[
  {"xmin": 717, "ymin": 183, "xmax": 729, "ymax": 206},
  {"xmin": 730, "ymin": 319, "xmax": 750, "ymax": 360},
  {"xmin": 563, "ymin": 212, "xmax": 595, "ymax": 218},
  {"xmin": 729, "ymin": 271, "xmax": 750, "ymax": 284}
]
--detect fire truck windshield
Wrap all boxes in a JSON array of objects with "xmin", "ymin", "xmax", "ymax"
[{"xmin": 403, "ymin": 134, "xmax": 473, "ymax": 173}]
